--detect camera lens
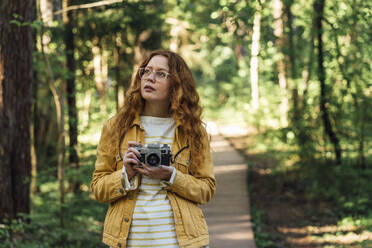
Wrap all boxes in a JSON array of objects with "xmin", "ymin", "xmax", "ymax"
[{"xmin": 146, "ymin": 153, "xmax": 160, "ymax": 166}]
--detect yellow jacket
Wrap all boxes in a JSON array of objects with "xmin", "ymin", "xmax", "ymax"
[{"xmin": 91, "ymin": 114, "xmax": 216, "ymax": 248}]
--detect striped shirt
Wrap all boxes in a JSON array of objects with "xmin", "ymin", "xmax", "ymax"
[{"xmin": 126, "ymin": 116, "xmax": 179, "ymax": 248}]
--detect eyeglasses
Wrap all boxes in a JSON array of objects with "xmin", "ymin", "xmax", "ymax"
[{"xmin": 139, "ymin": 67, "xmax": 171, "ymax": 81}]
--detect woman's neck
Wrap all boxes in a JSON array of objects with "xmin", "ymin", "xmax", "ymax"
[{"xmin": 142, "ymin": 103, "xmax": 170, "ymax": 118}]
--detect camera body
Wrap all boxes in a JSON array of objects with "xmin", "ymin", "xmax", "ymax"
[{"xmin": 135, "ymin": 143, "xmax": 172, "ymax": 167}]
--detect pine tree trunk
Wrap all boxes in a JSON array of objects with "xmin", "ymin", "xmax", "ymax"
[
  {"xmin": 314, "ymin": 0, "xmax": 342, "ymax": 164},
  {"xmin": 0, "ymin": 0, "xmax": 34, "ymax": 222},
  {"xmin": 64, "ymin": 0, "xmax": 80, "ymax": 193}
]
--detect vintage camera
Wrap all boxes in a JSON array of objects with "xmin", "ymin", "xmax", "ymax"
[{"xmin": 135, "ymin": 143, "xmax": 172, "ymax": 167}]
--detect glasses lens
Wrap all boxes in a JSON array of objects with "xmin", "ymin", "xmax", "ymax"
[
  {"xmin": 156, "ymin": 71, "xmax": 167, "ymax": 79},
  {"xmin": 139, "ymin": 68, "xmax": 170, "ymax": 81},
  {"xmin": 139, "ymin": 68, "xmax": 145, "ymax": 78}
]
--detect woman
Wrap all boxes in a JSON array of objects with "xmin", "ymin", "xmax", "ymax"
[{"xmin": 91, "ymin": 50, "xmax": 216, "ymax": 248}]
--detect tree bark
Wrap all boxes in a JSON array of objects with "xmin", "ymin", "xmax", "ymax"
[
  {"xmin": 0, "ymin": 0, "xmax": 34, "ymax": 222},
  {"xmin": 284, "ymin": 0, "xmax": 295, "ymax": 79},
  {"xmin": 114, "ymin": 36, "xmax": 125, "ymax": 110},
  {"xmin": 273, "ymin": 0, "xmax": 288, "ymax": 126},
  {"xmin": 250, "ymin": 1, "xmax": 263, "ymax": 109},
  {"xmin": 93, "ymin": 36, "xmax": 107, "ymax": 115},
  {"xmin": 64, "ymin": 0, "xmax": 80, "ymax": 192},
  {"xmin": 31, "ymin": 66, "xmax": 39, "ymax": 195},
  {"xmin": 324, "ymin": 14, "xmax": 365, "ymax": 168},
  {"xmin": 314, "ymin": 0, "xmax": 342, "ymax": 164},
  {"xmin": 40, "ymin": 10, "xmax": 66, "ymax": 237},
  {"xmin": 40, "ymin": 0, "xmax": 53, "ymax": 26}
]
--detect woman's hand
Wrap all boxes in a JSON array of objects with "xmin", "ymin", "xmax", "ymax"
[
  {"xmin": 123, "ymin": 141, "xmax": 141, "ymax": 179},
  {"xmin": 133, "ymin": 163, "xmax": 173, "ymax": 181}
]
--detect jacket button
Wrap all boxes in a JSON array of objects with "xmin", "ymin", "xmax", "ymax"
[
  {"xmin": 119, "ymin": 188, "xmax": 124, "ymax": 194},
  {"xmin": 124, "ymin": 217, "xmax": 129, "ymax": 222}
]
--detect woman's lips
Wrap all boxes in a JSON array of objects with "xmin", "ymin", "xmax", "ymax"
[{"xmin": 144, "ymin": 85, "xmax": 155, "ymax": 91}]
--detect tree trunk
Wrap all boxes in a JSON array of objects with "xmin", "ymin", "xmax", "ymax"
[
  {"xmin": 314, "ymin": 0, "xmax": 342, "ymax": 164},
  {"xmin": 63, "ymin": 0, "xmax": 80, "ymax": 193},
  {"xmin": 349, "ymin": 0, "xmax": 366, "ymax": 169},
  {"xmin": 93, "ymin": 36, "xmax": 107, "ymax": 115},
  {"xmin": 40, "ymin": 12, "xmax": 66, "ymax": 240},
  {"xmin": 324, "ymin": 4, "xmax": 365, "ymax": 168},
  {"xmin": 31, "ymin": 68, "xmax": 39, "ymax": 195},
  {"xmin": 273, "ymin": 0, "xmax": 288, "ymax": 126},
  {"xmin": 39, "ymin": 0, "xmax": 53, "ymax": 26},
  {"xmin": 81, "ymin": 88, "xmax": 92, "ymax": 128},
  {"xmin": 250, "ymin": 1, "xmax": 263, "ymax": 110},
  {"xmin": 285, "ymin": 0, "xmax": 295, "ymax": 79},
  {"xmin": 0, "ymin": 0, "xmax": 34, "ymax": 222},
  {"xmin": 114, "ymin": 34, "xmax": 124, "ymax": 111}
]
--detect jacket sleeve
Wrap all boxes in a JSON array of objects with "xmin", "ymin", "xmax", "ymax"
[
  {"xmin": 170, "ymin": 132, "xmax": 216, "ymax": 205},
  {"xmin": 90, "ymin": 120, "xmax": 127, "ymax": 203}
]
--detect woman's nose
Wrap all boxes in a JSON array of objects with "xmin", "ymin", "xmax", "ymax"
[{"xmin": 148, "ymin": 71, "xmax": 156, "ymax": 81}]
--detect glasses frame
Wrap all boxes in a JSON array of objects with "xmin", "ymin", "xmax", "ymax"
[{"xmin": 139, "ymin": 67, "xmax": 171, "ymax": 82}]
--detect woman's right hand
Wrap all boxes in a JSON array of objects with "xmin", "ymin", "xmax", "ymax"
[{"xmin": 123, "ymin": 141, "xmax": 141, "ymax": 179}]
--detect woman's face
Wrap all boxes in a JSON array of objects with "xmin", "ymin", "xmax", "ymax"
[{"xmin": 140, "ymin": 55, "xmax": 171, "ymax": 106}]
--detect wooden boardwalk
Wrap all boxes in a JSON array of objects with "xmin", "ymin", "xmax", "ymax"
[{"xmin": 201, "ymin": 124, "xmax": 256, "ymax": 248}]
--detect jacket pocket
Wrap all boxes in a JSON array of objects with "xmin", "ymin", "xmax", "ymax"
[
  {"xmin": 175, "ymin": 196, "xmax": 209, "ymax": 238},
  {"xmin": 174, "ymin": 196, "xmax": 197, "ymax": 238},
  {"xmin": 104, "ymin": 200, "xmax": 122, "ymax": 237},
  {"xmin": 186, "ymin": 200, "xmax": 208, "ymax": 235}
]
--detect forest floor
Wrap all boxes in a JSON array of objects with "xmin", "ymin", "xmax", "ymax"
[{"xmin": 212, "ymin": 122, "xmax": 372, "ymax": 248}]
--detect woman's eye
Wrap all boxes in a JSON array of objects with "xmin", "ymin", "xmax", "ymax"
[{"xmin": 157, "ymin": 72, "xmax": 166, "ymax": 78}]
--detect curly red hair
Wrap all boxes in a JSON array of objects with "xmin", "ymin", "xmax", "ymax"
[{"xmin": 110, "ymin": 50, "xmax": 207, "ymax": 170}]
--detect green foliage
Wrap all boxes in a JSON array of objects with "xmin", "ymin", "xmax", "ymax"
[
  {"xmin": 0, "ymin": 143, "xmax": 105, "ymax": 247},
  {"xmin": 299, "ymin": 159, "xmax": 372, "ymax": 218},
  {"xmin": 243, "ymin": 125, "xmax": 372, "ymax": 246},
  {"xmin": 250, "ymin": 207, "xmax": 279, "ymax": 248}
]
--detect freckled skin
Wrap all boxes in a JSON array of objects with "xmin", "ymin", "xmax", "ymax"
[{"xmin": 140, "ymin": 55, "xmax": 171, "ymax": 106}]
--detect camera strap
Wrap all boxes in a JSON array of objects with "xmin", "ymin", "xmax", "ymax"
[{"xmin": 171, "ymin": 140, "xmax": 190, "ymax": 163}]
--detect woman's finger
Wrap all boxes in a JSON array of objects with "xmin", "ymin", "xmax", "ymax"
[
  {"xmin": 133, "ymin": 166, "xmax": 146, "ymax": 174},
  {"xmin": 141, "ymin": 163, "xmax": 152, "ymax": 171},
  {"xmin": 127, "ymin": 147, "xmax": 141, "ymax": 157},
  {"xmin": 127, "ymin": 141, "xmax": 137, "ymax": 147},
  {"xmin": 126, "ymin": 152, "xmax": 138, "ymax": 160},
  {"xmin": 130, "ymin": 158, "xmax": 139, "ymax": 165}
]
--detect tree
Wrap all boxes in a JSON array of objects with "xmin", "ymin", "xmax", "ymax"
[
  {"xmin": 314, "ymin": 0, "xmax": 342, "ymax": 164},
  {"xmin": 63, "ymin": 0, "xmax": 80, "ymax": 193},
  {"xmin": 250, "ymin": 0, "xmax": 263, "ymax": 109},
  {"xmin": 273, "ymin": 0, "xmax": 288, "ymax": 125},
  {"xmin": 0, "ymin": 0, "xmax": 35, "ymax": 221}
]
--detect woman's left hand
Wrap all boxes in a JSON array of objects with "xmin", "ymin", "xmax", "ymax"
[{"xmin": 133, "ymin": 163, "xmax": 173, "ymax": 180}]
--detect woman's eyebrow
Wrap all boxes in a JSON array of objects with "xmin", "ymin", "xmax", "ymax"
[{"xmin": 146, "ymin": 65, "xmax": 169, "ymax": 72}]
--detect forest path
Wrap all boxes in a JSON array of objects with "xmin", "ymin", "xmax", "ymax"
[{"xmin": 201, "ymin": 122, "xmax": 256, "ymax": 248}]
